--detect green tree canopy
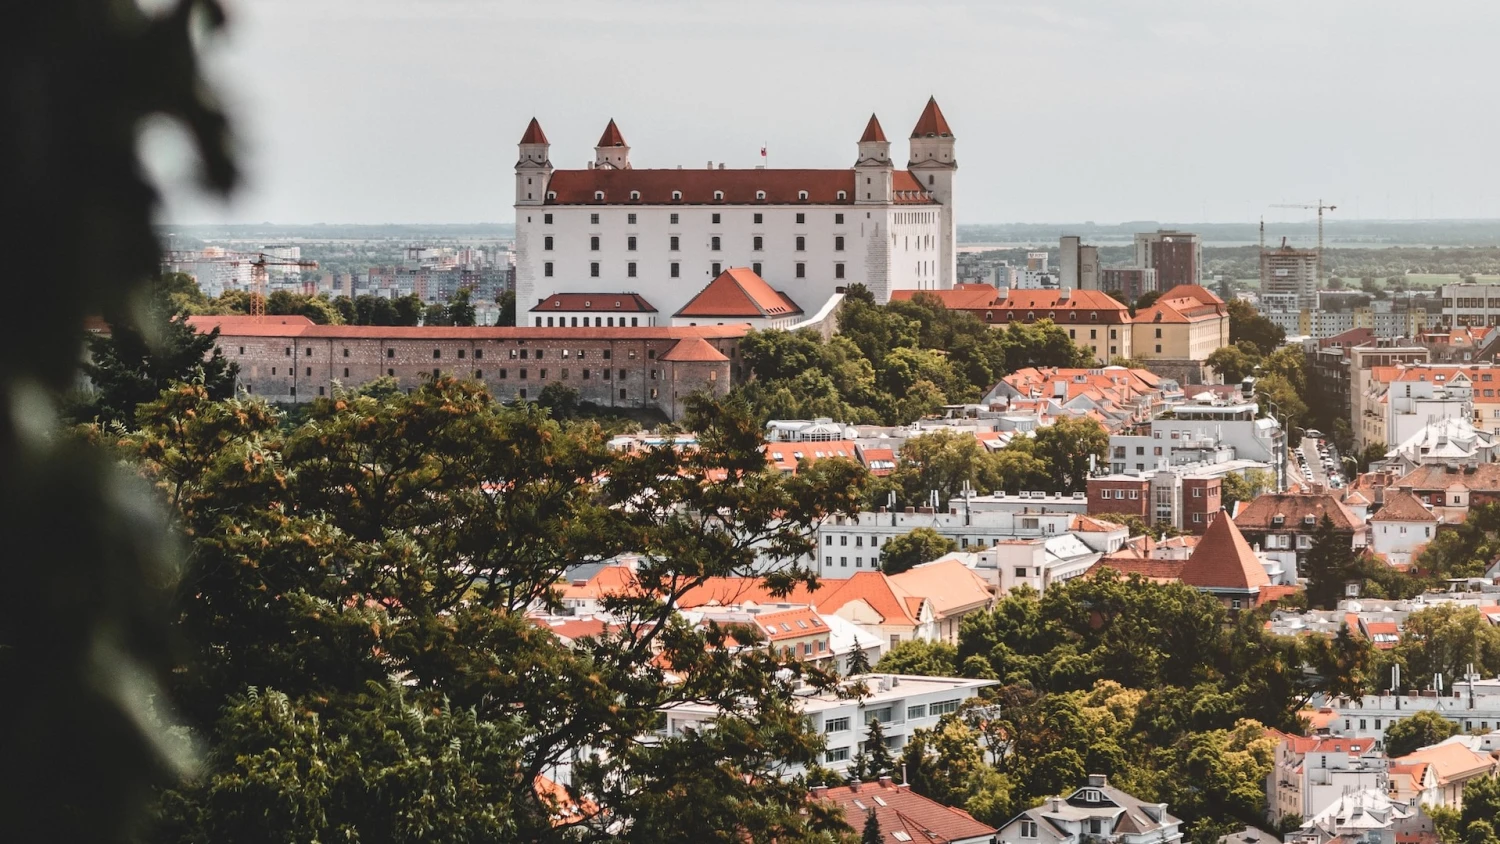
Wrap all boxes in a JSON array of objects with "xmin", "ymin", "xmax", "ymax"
[
  {"xmin": 1383, "ymin": 710, "xmax": 1459, "ymax": 758},
  {"xmin": 880, "ymin": 528, "xmax": 959, "ymax": 575},
  {"xmin": 1228, "ymin": 299, "xmax": 1286, "ymax": 357}
]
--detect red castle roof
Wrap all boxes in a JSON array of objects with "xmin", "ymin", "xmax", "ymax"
[
  {"xmin": 860, "ymin": 114, "xmax": 888, "ymax": 143},
  {"xmin": 911, "ymin": 97, "xmax": 953, "ymax": 138},
  {"xmin": 520, "ymin": 117, "xmax": 548, "ymax": 145},
  {"xmin": 596, "ymin": 119, "xmax": 626, "ymax": 147},
  {"xmin": 675, "ymin": 268, "xmax": 803, "ymax": 319},
  {"xmin": 1181, "ymin": 511, "xmax": 1270, "ymax": 593}
]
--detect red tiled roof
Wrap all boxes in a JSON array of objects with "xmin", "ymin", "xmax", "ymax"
[
  {"xmin": 659, "ymin": 336, "xmax": 729, "ymax": 363},
  {"xmin": 188, "ymin": 315, "xmax": 749, "ymax": 342},
  {"xmin": 860, "ymin": 114, "xmax": 887, "ymax": 143},
  {"xmin": 910, "ymin": 97, "xmax": 954, "ymax": 138},
  {"xmin": 813, "ymin": 780, "xmax": 994, "ymax": 844},
  {"xmin": 596, "ymin": 119, "xmax": 625, "ymax": 147},
  {"xmin": 520, "ymin": 117, "xmax": 548, "ymax": 145},
  {"xmin": 1158, "ymin": 284, "xmax": 1225, "ymax": 308},
  {"xmin": 754, "ymin": 607, "xmax": 828, "ymax": 642},
  {"xmin": 674, "ymin": 577, "xmax": 826, "ymax": 610},
  {"xmin": 559, "ymin": 565, "xmax": 641, "ymax": 602},
  {"xmin": 889, "ymin": 284, "xmax": 1005, "ymax": 310},
  {"xmin": 530, "ymin": 292, "xmax": 657, "ymax": 313},
  {"xmin": 1311, "ymin": 737, "xmax": 1376, "ymax": 755},
  {"xmin": 764, "ymin": 441, "xmax": 858, "ymax": 474},
  {"xmin": 1181, "ymin": 512, "xmax": 1271, "ymax": 592},
  {"xmin": 1234, "ymin": 492, "xmax": 1362, "ymax": 532},
  {"xmin": 1134, "ymin": 300, "xmax": 1193, "ymax": 324},
  {"xmin": 1088, "ymin": 557, "xmax": 1187, "ymax": 583},
  {"xmin": 1374, "ymin": 490, "xmax": 1439, "ymax": 523},
  {"xmin": 1259, "ymin": 584, "xmax": 1304, "ymax": 604},
  {"xmin": 888, "ymin": 560, "xmax": 992, "ymax": 618},
  {"xmin": 1397, "ymin": 462, "xmax": 1500, "ymax": 492},
  {"xmin": 541, "ymin": 168, "xmax": 937, "ymax": 206},
  {"xmin": 675, "ymin": 267, "xmax": 803, "ymax": 318},
  {"xmin": 817, "ymin": 571, "xmax": 921, "ymax": 627}
]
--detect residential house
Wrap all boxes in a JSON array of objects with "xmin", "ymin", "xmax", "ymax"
[
  {"xmin": 1288, "ymin": 790, "xmax": 1415, "ymax": 844},
  {"xmin": 1368, "ymin": 489, "xmax": 1439, "ymax": 568},
  {"xmin": 1388, "ymin": 742, "xmax": 1498, "ymax": 811},
  {"xmin": 888, "ymin": 559, "xmax": 995, "ymax": 643},
  {"xmin": 1132, "ymin": 284, "xmax": 1231, "ymax": 384},
  {"xmin": 1265, "ymin": 732, "xmax": 1386, "ymax": 825},
  {"xmin": 810, "ymin": 778, "xmax": 996, "ymax": 844},
  {"xmin": 1234, "ymin": 492, "xmax": 1364, "ymax": 585},
  {"xmin": 994, "ymin": 774, "xmax": 1183, "ymax": 844}
]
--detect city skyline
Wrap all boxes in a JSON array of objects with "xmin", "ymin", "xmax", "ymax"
[{"xmin": 155, "ymin": 0, "xmax": 1500, "ymax": 226}]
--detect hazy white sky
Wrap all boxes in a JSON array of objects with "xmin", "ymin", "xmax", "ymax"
[{"xmin": 154, "ymin": 0, "xmax": 1500, "ymax": 225}]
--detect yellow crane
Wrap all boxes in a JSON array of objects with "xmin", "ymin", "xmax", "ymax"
[{"xmin": 1270, "ymin": 200, "xmax": 1337, "ymax": 286}]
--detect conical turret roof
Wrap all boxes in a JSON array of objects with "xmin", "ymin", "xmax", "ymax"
[
  {"xmin": 520, "ymin": 117, "xmax": 548, "ymax": 145},
  {"xmin": 860, "ymin": 114, "xmax": 888, "ymax": 143},
  {"xmin": 1181, "ymin": 511, "xmax": 1270, "ymax": 591},
  {"xmin": 910, "ymin": 97, "xmax": 953, "ymax": 138},
  {"xmin": 597, "ymin": 119, "xmax": 626, "ymax": 147}
]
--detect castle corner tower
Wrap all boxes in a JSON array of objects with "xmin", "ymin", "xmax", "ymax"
[
  {"xmin": 854, "ymin": 114, "xmax": 893, "ymax": 205},
  {"xmin": 907, "ymin": 97, "xmax": 957, "ymax": 288},
  {"xmin": 594, "ymin": 119, "xmax": 631, "ymax": 170}
]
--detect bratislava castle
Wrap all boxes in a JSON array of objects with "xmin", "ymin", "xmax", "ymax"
[{"xmin": 513, "ymin": 99, "xmax": 956, "ymax": 326}]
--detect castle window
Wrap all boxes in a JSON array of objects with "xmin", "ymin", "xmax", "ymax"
[
  {"xmin": 756, "ymin": 191, "xmax": 766, "ymax": 200},
  {"xmin": 590, "ymin": 236, "xmax": 600, "ymax": 250},
  {"xmin": 834, "ymin": 236, "xmax": 844, "ymax": 251},
  {"xmin": 796, "ymin": 263, "xmax": 806, "ymax": 278},
  {"xmin": 627, "ymin": 262, "xmax": 637, "ymax": 278},
  {"xmin": 544, "ymin": 262, "xmax": 553, "ymax": 277},
  {"xmin": 753, "ymin": 262, "xmax": 762, "ymax": 276},
  {"xmin": 546, "ymin": 192, "xmax": 556, "ymax": 200},
  {"xmin": 474, "ymin": 370, "xmax": 483, "ymax": 380},
  {"xmin": 835, "ymin": 213, "xmax": 844, "ymax": 224},
  {"xmin": 753, "ymin": 236, "xmax": 763, "ymax": 251},
  {"xmin": 590, "ymin": 262, "xmax": 600, "ymax": 277},
  {"xmin": 711, "ymin": 262, "xmax": 722, "ymax": 275},
  {"xmin": 457, "ymin": 349, "xmax": 465, "ymax": 359},
  {"xmin": 629, "ymin": 192, "xmax": 639, "ymax": 201},
  {"xmin": 475, "ymin": 349, "xmax": 482, "ymax": 360},
  {"xmin": 711, "ymin": 236, "xmax": 721, "ymax": 251},
  {"xmin": 620, "ymin": 388, "xmax": 627, "ymax": 400},
  {"xmin": 627, "ymin": 235, "xmax": 637, "ymax": 251},
  {"xmin": 796, "ymin": 213, "xmax": 806, "ymax": 224},
  {"xmin": 670, "ymin": 213, "xmax": 679, "ymax": 224},
  {"xmin": 835, "ymin": 263, "xmax": 845, "ymax": 279},
  {"xmin": 387, "ymin": 348, "xmax": 395, "ymax": 358},
  {"xmin": 837, "ymin": 191, "xmax": 846, "ymax": 200},
  {"xmin": 798, "ymin": 190, "xmax": 808, "ymax": 200},
  {"xmin": 670, "ymin": 235, "xmax": 679, "ymax": 251},
  {"xmin": 795, "ymin": 236, "xmax": 805, "ymax": 251},
  {"xmin": 711, "ymin": 213, "xmax": 721, "ymax": 224},
  {"xmin": 433, "ymin": 349, "xmax": 441, "ymax": 359},
  {"xmin": 343, "ymin": 368, "xmax": 349, "ymax": 377},
  {"xmin": 544, "ymin": 236, "xmax": 553, "ymax": 250},
  {"xmin": 671, "ymin": 190, "xmax": 682, "ymax": 200},
  {"xmin": 928, "ymin": 175, "xmax": 934, "ymax": 185},
  {"xmin": 713, "ymin": 190, "xmax": 724, "ymax": 200},
  {"xmin": 544, "ymin": 213, "xmax": 553, "ymax": 224},
  {"xmin": 670, "ymin": 263, "xmax": 680, "ymax": 278},
  {"xmin": 593, "ymin": 191, "xmax": 604, "ymax": 201}
]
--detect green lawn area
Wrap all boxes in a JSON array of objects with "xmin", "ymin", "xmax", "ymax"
[{"xmin": 1400, "ymin": 273, "xmax": 1500, "ymax": 288}]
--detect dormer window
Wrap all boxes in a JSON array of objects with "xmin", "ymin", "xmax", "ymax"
[
  {"xmin": 713, "ymin": 190, "xmax": 724, "ymax": 200},
  {"xmin": 837, "ymin": 190, "xmax": 847, "ymax": 200},
  {"xmin": 615, "ymin": 300, "xmax": 622, "ymax": 308},
  {"xmin": 630, "ymin": 190, "xmax": 640, "ymax": 200},
  {"xmin": 1272, "ymin": 514, "xmax": 1285, "ymax": 526},
  {"xmin": 671, "ymin": 190, "xmax": 682, "ymax": 200},
  {"xmin": 798, "ymin": 190, "xmax": 809, "ymax": 200},
  {"xmin": 546, "ymin": 191, "xmax": 557, "ymax": 200},
  {"xmin": 594, "ymin": 190, "xmax": 604, "ymax": 201},
  {"xmin": 584, "ymin": 301, "xmax": 592, "ymax": 308},
  {"xmin": 756, "ymin": 190, "xmax": 766, "ymax": 200}
]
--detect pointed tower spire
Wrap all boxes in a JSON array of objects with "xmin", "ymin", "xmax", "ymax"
[
  {"xmin": 910, "ymin": 97, "xmax": 953, "ymax": 138},
  {"xmin": 860, "ymin": 114, "xmax": 887, "ymax": 143},
  {"xmin": 597, "ymin": 118, "xmax": 626, "ymax": 148},
  {"xmin": 594, "ymin": 119, "xmax": 631, "ymax": 169},
  {"xmin": 519, "ymin": 117, "xmax": 549, "ymax": 145}
]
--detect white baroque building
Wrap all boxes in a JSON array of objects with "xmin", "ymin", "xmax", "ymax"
[{"xmin": 513, "ymin": 100, "xmax": 957, "ymax": 323}]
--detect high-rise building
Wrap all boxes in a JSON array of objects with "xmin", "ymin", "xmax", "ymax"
[
  {"xmin": 1261, "ymin": 241, "xmax": 1319, "ymax": 310},
  {"xmin": 1059, "ymin": 235, "xmax": 1100, "ymax": 290},
  {"xmin": 1134, "ymin": 230, "xmax": 1201, "ymax": 289},
  {"xmin": 1099, "ymin": 267, "xmax": 1158, "ymax": 302}
]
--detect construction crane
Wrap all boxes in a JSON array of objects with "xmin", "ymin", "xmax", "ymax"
[
  {"xmin": 161, "ymin": 250, "xmax": 319, "ymax": 315},
  {"xmin": 1270, "ymin": 200, "xmax": 1337, "ymax": 286}
]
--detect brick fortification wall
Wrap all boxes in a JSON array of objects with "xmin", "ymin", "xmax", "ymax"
[{"xmin": 196, "ymin": 317, "xmax": 745, "ymax": 421}]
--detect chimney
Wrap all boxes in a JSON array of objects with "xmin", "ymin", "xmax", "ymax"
[
  {"xmin": 707, "ymin": 160, "xmax": 713, "ymax": 169},
  {"xmin": 848, "ymin": 779, "xmax": 862, "ymax": 792},
  {"xmin": 1087, "ymin": 773, "xmax": 1107, "ymax": 787},
  {"xmin": 811, "ymin": 785, "xmax": 829, "ymax": 798},
  {"xmin": 878, "ymin": 776, "xmax": 894, "ymax": 788}
]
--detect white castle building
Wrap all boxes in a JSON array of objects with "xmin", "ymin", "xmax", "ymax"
[{"xmin": 513, "ymin": 99, "xmax": 957, "ymax": 325}]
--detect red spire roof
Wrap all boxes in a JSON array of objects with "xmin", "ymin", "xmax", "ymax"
[
  {"xmin": 520, "ymin": 117, "xmax": 548, "ymax": 145},
  {"xmin": 910, "ymin": 97, "xmax": 953, "ymax": 138},
  {"xmin": 597, "ymin": 119, "xmax": 626, "ymax": 148},
  {"xmin": 860, "ymin": 114, "xmax": 888, "ymax": 143},
  {"xmin": 1181, "ymin": 511, "xmax": 1271, "ymax": 592}
]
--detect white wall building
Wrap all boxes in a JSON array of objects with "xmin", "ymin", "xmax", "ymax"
[
  {"xmin": 661, "ymin": 673, "xmax": 995, "ymax": 773},
  {"xmin": 513, "ymin": 100, "xmax": 957, "ymax": 321},
  {"xmin": 1441, "ymin": 282, "xmax": 1500, "ymax": 328}
]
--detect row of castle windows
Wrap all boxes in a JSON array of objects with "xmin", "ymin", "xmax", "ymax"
[
  {"xmin": 243, "ymin": 346, "xmax": 675, "ymax": 361},
  {"xmin": 543, "ymin": 261, "xmax": 842, "ymax": 281},
  {"xmin": 547, "ymin": 212, "xmax": 841, "ymax": 226},
  {"xmin": 570, "ymin": 189, "xmax": 832, "ymax": 202},
  {"xmin": 545, "ymin": 235, "xmax": 846, "ymax": 252}
]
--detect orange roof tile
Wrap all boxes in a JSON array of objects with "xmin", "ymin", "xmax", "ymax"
[
  {"xmin": 520, "ymin": 117, "xmax": 549, "ymax": 145},
  {"xmin": 889, "ymin": 284, "xmax": 1004, "ymax": 310},
  {"xmin": 541, "ymin": 168, "xmax": 936, "ymax": 206},
  {"xmin": 675, "ymin": 267, "xmax": 803, "ymax": 319},
  {"xmin": 813, "ymin": 779, "xmax": 994, "ymax": 844},
  {"xmin": 1088, "ymin": 557, "xmax": 1187, "ymax": 583},
  {"xmin": 673, "ymin": 577, "xmax": 826, "ymax": 609},
  {"xmin": 888, "ymin": 559, "xmax": 992, "ymax": 618},
  {"xmin": 188, "ymin": 315, "xmax": 750, "ymax": 343},
  {"xmin": 1181, "ymin": 512, "xmax": 1270, "ymax": 593},
  {"xmin": 763, "ymin": 441, "xmax": 858, "ymax": 474},
  {"xmin": 596, "ymin": 119, "xmax": 626, "ymax": 147},
  {"xmin": 910, "ymin": 97, "xmax": 954, "ymax": 138},
  {"xmin": 859, "ymin": 114, "xmax": 887, "ymax": 143},
  {"xmin": 817, "ymin": 571, "xmax": 920, "ymax": 627},
  {"xmin": 559, "ymin": 565, "xmax": 641, "ymax": 602},
  {"xmin": 1397, "ymin": 743, "xmax": 1498, "ymax": 784},
  {"xmin": 530, "ymin": 292, "xmax": 657, "ymax": 313},
  {"xmin": 659, "ymin": 336, "xmax": 729, "ymax": 363},
  {"xmin": 1374, "ymin": 489, "xmax": 1439, "ymax": 523},
  {"xmin": 1235, "ymin": 492, "xmax": 1362, "ymax": 532},
  {"xmin": 753, "ymin": 607, "xmax": 829, "ymax": 642}
]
